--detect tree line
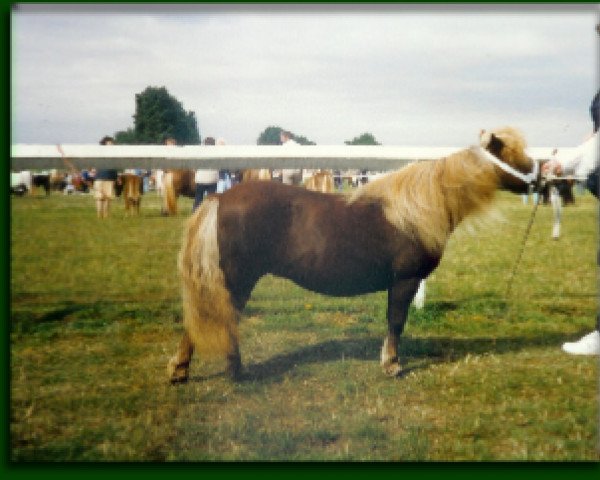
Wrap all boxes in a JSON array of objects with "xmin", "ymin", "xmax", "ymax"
[{"xmin": 111, "ymin": 86, "xmax": 381, "ymax": 146}]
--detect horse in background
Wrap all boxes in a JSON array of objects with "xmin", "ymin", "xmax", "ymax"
[
  {"xmin": 31, "ymin": 174, "xmax": 51, "ymax": 196},
  {"xmin": 120, "ymin": 174, "xmax": 143, "ymax": 216},
  {"xmin": 539, "ymin": 178, "xmax": 575, "ymax": 206},
  {"xmin": 14, "ymin": 171, "xmax": 52, "ymax": 196},
  {"xmin": 538, "ymin": 158, "xmax": 576, "ymax": 240},
  {"xmin": 168, "ymin": 126, "xmax": 538, "ymax": 383},
  {"xmin": 304, "ymin": 170, "xmax": 335, "ymax": 193},
  {"xmin": 541, "ymin": 178, "xmax": 575, "ymax": 240},
  {"xmin": 241, "ymin": 169, "xmax": 272, "ymax": 182},
  {"xmin": 162, "ymin": 169, "xmax": 196, "ymax": 215},
  {"xmin": 49, "ymin": 170, "xmax": 67, "ymax": 192}
]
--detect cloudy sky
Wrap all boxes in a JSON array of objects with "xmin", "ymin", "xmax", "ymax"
[{"xmin": 11, "ymin": 3, "xmax": 599, "ymax": 148}]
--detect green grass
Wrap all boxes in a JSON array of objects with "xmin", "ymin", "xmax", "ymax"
[{"xmin": 10, "ymin": 189, "xmax": 599, "ymax": 461}]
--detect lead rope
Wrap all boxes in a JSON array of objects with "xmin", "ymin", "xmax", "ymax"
[
  {"xmin": 56, "ymin": 144, "xmax": 78, "ymax": 174},
  {"xmin": 505, "ymin": 193, "xmax": 541, "ymax": 298},
  {"xmin": 472, "ymin": 143, "xmax": 543, "ymax": 299}
]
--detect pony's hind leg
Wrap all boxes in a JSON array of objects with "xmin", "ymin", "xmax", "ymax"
[
  {"xmin": 167, "ymin": 331, "xmax": 195, "ymax": 384},
  {"xmin": 381, "ymin": 278, "xmax": 421, "ymax": 377},
  {"xmin": 223, "ymin": 289, "xmax": 255, "ymax": 380},
  {"xmin": 226, "ymin": 335, "xmax": 242, "ymax": 380},
  {"xmin": 168, "ymin": 308, "xmax": 241, "ymax": 383},
  {"xmin": 177, "ymin": 196, "xmax": 246, "ymax": 382}
]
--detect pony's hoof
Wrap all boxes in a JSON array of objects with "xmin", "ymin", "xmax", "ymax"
[
  {"xmin": 382, "ymin": 361, "xmax": 403, "ymax": 377},
  {"xmin": 167, "ymin": 357, "xmax": 189, "ymax": 385},
  {"xmin": 226, "ymin": 356, "xmax": 243, "ymax": 381}
]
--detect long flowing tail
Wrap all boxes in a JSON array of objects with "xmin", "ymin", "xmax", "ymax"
[
  {"xmin": 178, "ymin": 197, "xmax": 239, "ymax": 359},
  {"xmin": 163, "ymin": 171, "xmax": 178, "ymax": 215}
]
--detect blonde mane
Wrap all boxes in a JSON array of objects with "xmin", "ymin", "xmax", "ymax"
[{"xmin": 349, "ymin": 147, "xmax": 501, "ymax": 255}]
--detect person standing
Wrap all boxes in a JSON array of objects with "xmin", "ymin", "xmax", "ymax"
[
  {"xmin": 192, "ymin": 137, "xmax": 219, "ymax": 212},
  {"xmin": 94, "ymin": 136, "xmax": 118, "ymax": 219},
  {"xmin": 543, "ymin": 82, "xmax": 599, "ymax": 355},
  {"xmin": 280, "ymin": 129, "xmax": 303, "ymax": 186}
]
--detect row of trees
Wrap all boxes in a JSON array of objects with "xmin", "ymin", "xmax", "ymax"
[{"xmin": 110, "ymin": 86, "xmax": 381, "ymax": 146}]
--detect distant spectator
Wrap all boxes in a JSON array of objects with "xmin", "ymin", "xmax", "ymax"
[
  {"xmin": 94, "ymin": 136, "xmax": 118, "ymax": 219},
  {"xmin": 280, "ymin": 129, "xmax": 303, "ymax": 185},
  {"xmin": 192, "ymin": 137, "xmax": 219, "ymax": 212},
  {"xmin": 215, "ymin": 138, "xmax": 232, "ymax": 193}
]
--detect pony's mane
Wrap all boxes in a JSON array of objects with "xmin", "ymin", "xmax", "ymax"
[{"xmin": 348, "ymin": 148, "xmax": 499, "ymax": 255}]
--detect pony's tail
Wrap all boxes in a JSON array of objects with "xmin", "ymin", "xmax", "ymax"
[
  {"xmin": 322, "ymin": 172, "xmax": 334, "ymax": 193},
  {"xmin": 163, "ymin": 171, "xmax": 178, "ymax": 215},
  {"xmin": 178, "ymin": 197, "xmax": 239, "ymax": 359}
]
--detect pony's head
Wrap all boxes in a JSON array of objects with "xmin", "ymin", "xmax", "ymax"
[{"xmin": 479, "ymin": 127, "xmax": 537, "ymax": 194}]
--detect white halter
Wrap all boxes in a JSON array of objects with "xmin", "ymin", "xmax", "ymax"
[{"xmin": 472, "ymin": 145, "xmax": 539, "ymax": 185}]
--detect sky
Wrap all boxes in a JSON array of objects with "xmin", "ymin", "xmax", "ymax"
[{"xmin": 11, "ymin": 3, "xmax": 600, "ymax": 148}]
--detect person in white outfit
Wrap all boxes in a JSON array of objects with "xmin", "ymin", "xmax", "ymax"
[
  {"xmin": 280, "ymin": 130, "xmax": 303, "ymax": 185},
  {"xmin": 192, "ymin": 137, "xmax": 220, "ymax": 212},
  {"xmin": 543, "ymin": 105, "xmax": 599, "ymax": 356}
]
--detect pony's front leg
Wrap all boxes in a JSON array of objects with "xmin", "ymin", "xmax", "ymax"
[
  {"xmin": 167, "ymin": 331, "xmax": 195, "ymax": 384},
  {"xmin": 381, "ymin": 278, "xmax": 420, "ymax": 377}
]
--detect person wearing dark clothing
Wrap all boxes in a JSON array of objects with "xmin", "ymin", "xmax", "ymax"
[
  {"xmin": 95, "ymin": 169, "xmax": 118, "ymax": 181},
  {"xmin": 590, "ymin": 90, "xmax": 600, "ymax": 133}
]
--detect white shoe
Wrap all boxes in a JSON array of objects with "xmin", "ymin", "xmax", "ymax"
[{"xmin": 562, "ymin": 331, "xmax": 600, "ymax": 356}]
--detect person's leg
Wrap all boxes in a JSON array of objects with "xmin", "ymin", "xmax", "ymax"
[
  {"xmin": 206, "ymin": 183, "xmax": 217, "ymax": 196},
  {"xmin": 192, "ymin": 183, "xmax": 203, "ymax": 212},
  {"xmin": 96, "ymin": 199, "xmax": 104, "ymax": 218},
  {"xmin": 103, "ymin": 199, "xmax": 111, "ymax": 218},
  {"xmin": 562, "ymin": 191, "xmax": 600, "ymax": 355}
]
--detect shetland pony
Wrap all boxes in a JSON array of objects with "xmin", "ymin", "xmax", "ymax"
[
  {"xmin": 168, "ymin": 127, "xmax": 537, "ymax": 382},
  {"xmin": 241, "ymin": 169, "xmax": 272, "ymax": 182},
  {"xmin": 162, "ymin": 169, "xmax": 196, "ymax": 215},
  {"xmin": 304, "ymin": 170, "xmax": 335, "ymax": 193},
  {"xmin": 120, "ymin": 174, "xmax": 143, "ymax": 216},
  {"xmin": 49, "ymin": 170, "xmax": 67, "ymax": 192},
  {"xmin": 543, "ymin": 180, "xmax": 574, "ymax": 240},
  {"xmin": 32, "ymin": 175, "xmax": 51, "ymax": 196}
]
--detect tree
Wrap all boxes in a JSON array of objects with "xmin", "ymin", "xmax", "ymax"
[
  {"xmin": 344, "ymin": 132, "xmax": 381, "ymax": 145},
  {"xmin": 113, "ymin": 86, "xmax": 201, "ymax": 145},
  {"xmin": 293, "ymin": 135, "xmax": 316, "ymax": 146},
  {"xmin": 134, "ymin": 86, "xmax": 200, "ymax": 145},
  {"xmin": 113, "ymin": 127, "xmax": 137, "ymax": 145},
  {"xmin": 256, "ymin": 126, "xmax": 316, "ymax": 145},
  {"xmin": 256, "ymin": 126, "xmax": 282, "ymax": 145}
]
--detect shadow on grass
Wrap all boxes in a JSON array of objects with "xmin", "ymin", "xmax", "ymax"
[
  {"xmin": 185, "ymin": 296, "xmax": 582, "ymax": 383},
  {"xmin": 11, "ymin": 299, "xmax": 180, "ymax": 334},
  {"xmin": 189, "ymin": 329, "xmax": 574, "ymax": 385},
  {"xmin": 11, "ymin": 302, "xmax": 90, "ymax": 334}
]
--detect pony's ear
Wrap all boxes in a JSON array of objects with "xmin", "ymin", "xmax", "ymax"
[{"xmin": 480, "ymin": 131, "xmax": 504, "ymax": 157}]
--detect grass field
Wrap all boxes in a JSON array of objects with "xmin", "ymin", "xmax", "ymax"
[{"xmin": 9, "ymin": 187, "xmax": 599, "ymax": 461}]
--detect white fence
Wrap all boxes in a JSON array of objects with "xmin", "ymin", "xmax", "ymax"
[{"xmin": 10, "ymin": 144, "xmax": 567, "ymax": 172}]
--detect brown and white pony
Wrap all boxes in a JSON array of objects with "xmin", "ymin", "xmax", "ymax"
[
  {"xmin": 304, "ymin": 170, "xmax": 335, "ymax": 193},
  {"xmin": 162, "ymin": 169, "xmax": 196, "ymax": 215},
  {"xmin": 168, "ymin": 127, "xmax": 537, "ymax": 382}
]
